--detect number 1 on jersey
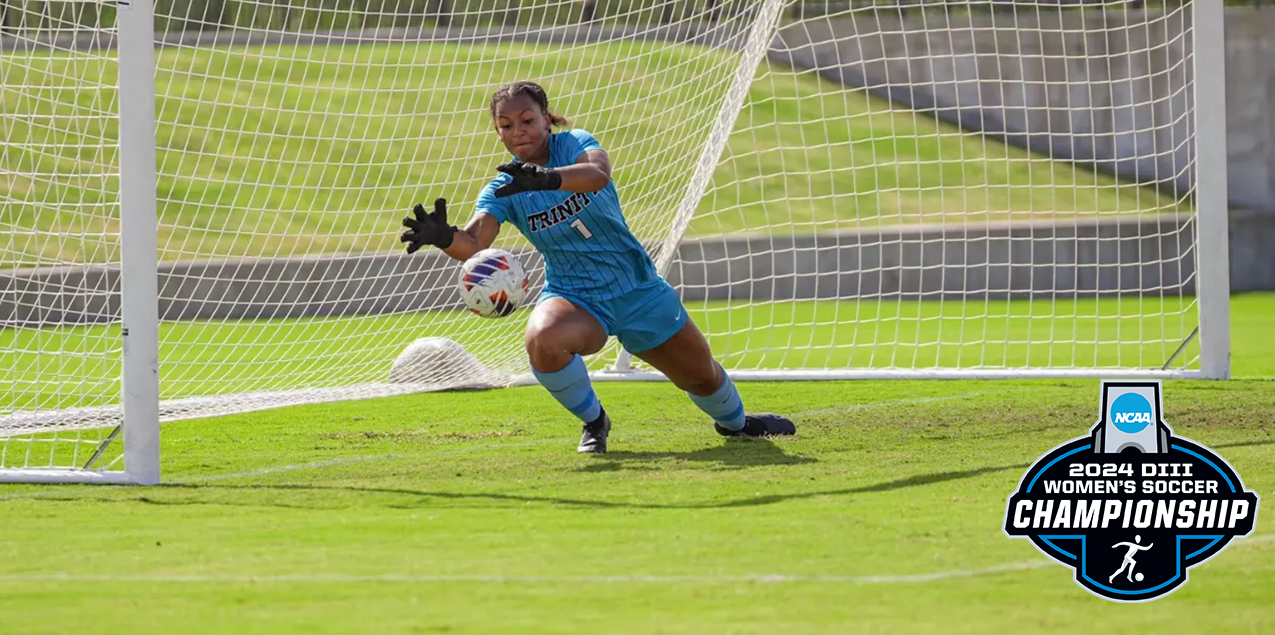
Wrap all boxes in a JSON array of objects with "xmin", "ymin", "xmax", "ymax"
[{"xmin": 570, "ymin": 219, "xmax": 593, "ymax": 239}]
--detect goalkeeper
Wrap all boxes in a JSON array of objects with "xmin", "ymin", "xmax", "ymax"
[{"xmin": 401, "ymin": 81, "xmax": 795, "ymax": 453}]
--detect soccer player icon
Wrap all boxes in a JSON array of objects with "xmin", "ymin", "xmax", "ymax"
[
  {"xmin": 401, "ymin": 80, "xmax": 796, "ymax": 453},
  {"xmin": 1109, "ymin": 535, "xmax": 1154, "ymax": 584}
]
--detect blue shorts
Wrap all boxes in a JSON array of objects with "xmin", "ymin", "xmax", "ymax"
[{"xmin": 538, "ymin": 280, "xmax": 688, "ymax": 354}]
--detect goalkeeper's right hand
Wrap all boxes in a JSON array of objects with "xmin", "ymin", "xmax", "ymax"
[{"xmin": 400, "ymin": 198, "xmax": 457, "ymax": 253}]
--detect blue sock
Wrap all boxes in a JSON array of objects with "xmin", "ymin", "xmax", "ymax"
[
  {"xmin": 688, "ymin": 366, "xmax": 746, "ymax": 431},
  {"xmin": 532, "ymin": 354, "xmax": 603, "ymax": 424}
]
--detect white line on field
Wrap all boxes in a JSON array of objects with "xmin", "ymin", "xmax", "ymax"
[
  {"xmin": 2, "ymin": 535, "xmax": 1269, "ymax": 585},
  {"xmin": 0, "ymin": 562, "xmax": 1054, "ymax": 585}
]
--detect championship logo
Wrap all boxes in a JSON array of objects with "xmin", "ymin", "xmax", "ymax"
[{"xmin": 1004, "ymin": 380, "xmax": 1259, "ymax": 602}]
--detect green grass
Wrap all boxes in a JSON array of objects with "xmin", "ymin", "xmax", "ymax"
[
  {"xmin": 1, "ymin": 378, "xmax": 1272, "ymax": 633},
  {"xmin": 1, "ymin": 293, "xmax": 1270, "ymax": 631},
  {"xmin": 7, "ymin": 293, "xmax": 1271, "ymax": 416},
  {"xmin": 3, "ymin": 41, "xmax": 1182, "ymax": 265}
]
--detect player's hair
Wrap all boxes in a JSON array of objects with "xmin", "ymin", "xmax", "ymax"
[{"xmin": 489, "ymin": 81, "xmax": 570, "ymax": 128}]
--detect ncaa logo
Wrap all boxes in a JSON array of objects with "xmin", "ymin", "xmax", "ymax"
[
  {"xmin": 1093, "ymin": 383, "xmax": 1168, "ymax": 455},
  {"xmin": 1004, "ymin": 380, "xmax": 1259, "ymax": 602},
  {"xmin": 1110, "ymin": 393, "xmax": 1153, "ymax": 432}
]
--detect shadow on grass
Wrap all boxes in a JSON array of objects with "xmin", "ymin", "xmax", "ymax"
[
  {"xmin": 149, "ymin": 462, "xmax": 1028, "ymax": 511},
  {"xmin": 1211, "ymin": 438, "xmax": 1275, "ymax": 450},
  {"xmin": 576, "ymin": 438, "xmax": 817, "ymax": 472}
]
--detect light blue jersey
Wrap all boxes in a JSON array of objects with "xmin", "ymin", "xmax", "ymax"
[{"xmin": 475, "ymin": 129, "xmax": 659, "ymax": 300}]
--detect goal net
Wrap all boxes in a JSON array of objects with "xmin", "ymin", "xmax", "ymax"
[{"xmin": 0, "ymin": 0, "xmax": 1224, "ymax": 482}]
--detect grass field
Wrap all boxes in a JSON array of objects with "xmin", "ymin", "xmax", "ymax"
[
  {"xmin": 0, "ymin": 31, "xmax": 1251, "ymax": 634},
  {"xmin": 1, "ymin": 293, "xmax": 1272, "ymax": 633},
  {"xmin": 3, "ymin": 40, "xmax": 1183, "ymax": 265}
]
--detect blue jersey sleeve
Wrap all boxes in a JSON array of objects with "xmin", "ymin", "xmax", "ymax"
[
  {"xmin": 474, "ymin": 178, "xmax": 513, "ymax": 224},
  {"xmin": 566, "ymin": 129, "xmax": 603, "ymax": 160}
]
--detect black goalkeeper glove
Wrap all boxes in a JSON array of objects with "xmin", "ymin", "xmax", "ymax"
[
  {"xmin": 400, "ymin": 198, "xmax": 456, "ymax": 253},
  {"xmin": 494, "ymin": 161, "xmax": 563, "ymax": 198}
]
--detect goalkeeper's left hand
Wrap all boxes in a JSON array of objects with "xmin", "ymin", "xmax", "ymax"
[
  {"xmin": 494, "ymin": 161, "xmax": 562, "ymax": 198},
  {"xmin": 400, "ymin": 198, "xmax": 456, "ymax": 253}
]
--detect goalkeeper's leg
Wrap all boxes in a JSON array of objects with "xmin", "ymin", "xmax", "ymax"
[
  {"xmin": 636, "ymin": 324, "xmax": 795, "ymax": 437},
  {"xmin": 621, "ymin": 285, "xmax": 794, "ymax": 437},
  {"xmin": 526, "ymin": 297, "xmax": 612, "ymax": 452}
]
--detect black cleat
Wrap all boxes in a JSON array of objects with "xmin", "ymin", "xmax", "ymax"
[
  {"xmin": 578, "ymin": 412, "xmax": 611, "ymax": 453},
  {"xmin": 715, "ymin": 413, "xmax": 796, "ymax": 438}
]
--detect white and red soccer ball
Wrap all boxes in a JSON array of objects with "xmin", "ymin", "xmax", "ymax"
[{"xmin": 458, "ymin": 248, "xmax": 528, "ymax": 318}]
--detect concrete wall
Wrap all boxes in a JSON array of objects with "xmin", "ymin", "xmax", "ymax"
[
  {"xmin": 773, "ymin": 9, "xmax": 1194, "ymax": 196},
  {"xmin": 770, "ymin": 6, "xmax": 1275, "ymax": 290},
  {"xmin": 1221, "ymin": 9, "xmax": 1275, "ymax": 291},
  {"xmin": 1227, "ymin": 8, "xmax": 1275, "ymax": 218},
  {"xmin": 1, "ymin": 216, "xmax": 1194, "ymax": 325}
]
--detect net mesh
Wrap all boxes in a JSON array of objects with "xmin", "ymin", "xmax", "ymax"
[
  {"xmin": 678, "ymin": 1, "xmax": 1198, "ymax": 373},
  {"xmin": 2, "ymin": 0, "xmax": 1203, "ymax": 473},
  {"xmin": 1, "ymin": 1, "xmax": 123, "ymax": 469}
]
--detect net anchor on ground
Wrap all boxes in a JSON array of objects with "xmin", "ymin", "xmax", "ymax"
[
  {"xmin": 1162, "ymin": 326, "xmax": 1200, "ymax": 371},
  {"xmin": 83, "ymin": 425, "xmax": 123, "ymax": 471}
]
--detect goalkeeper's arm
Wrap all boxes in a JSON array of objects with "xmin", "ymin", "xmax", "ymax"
[
  {"xmin": 442, "ymin": 214, "xmax": 499, "ymax": 261},
  {"xmin": 401, "ymin": 198, "xmax": 499, "ymax": 261},
  {"xmin": 495, "ymin": 150, "xmax": 611, "ymax": 198}
]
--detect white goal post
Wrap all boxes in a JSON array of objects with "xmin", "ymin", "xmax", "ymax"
[{"xmin": 1, "ymin": 0, "xmax": 1229, "ymax": 484}]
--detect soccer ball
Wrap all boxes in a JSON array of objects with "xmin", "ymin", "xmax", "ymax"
[
  {"xmin": 1135, "ymin": 572, "xmax": 1144, "ymax": 582},
  {"xmin": 458, "ymin": 248, "xmax": 528, "ymax": 318}
]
